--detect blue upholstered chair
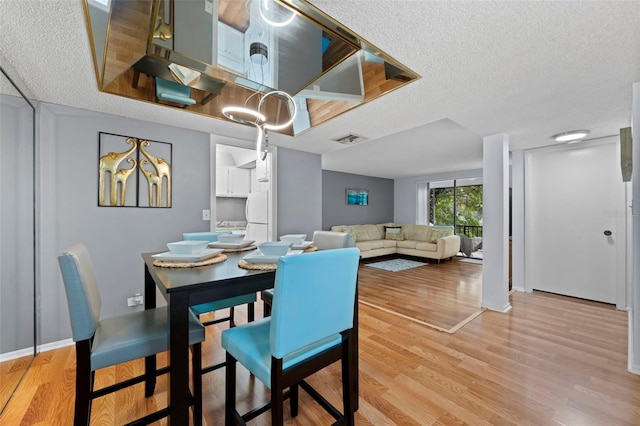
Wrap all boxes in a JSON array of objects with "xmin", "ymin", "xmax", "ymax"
[
  {"xmin": 155, "ymin": 77, "xmax": 196, "ymax": 107},
  {"xmin": 222, "ymin": 247, "xmax": 360, "ymax": 425},
  {"xmin": 261, "ymin": 230, "xmax": 354, "ymax": 316},
  {"xmin": 182, "ymin": 231, "xmax": 232, "ymax": 242},
  {"xmin": 58, "ymin": 244, "xmax": 205, "ymax": 426},
  {"xmin": 182, "ymin": 231, "xmax": 257, "ymax": 374}
]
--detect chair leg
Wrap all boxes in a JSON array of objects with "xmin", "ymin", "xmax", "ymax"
[
  {"xmin": 271, "ymin": 358, "xmax": 284, "ymax": 426},
  {"xmin": 74, "ymin": 341, "xmax": 92, "ymax": 426},
  {"xmin": 341, "ymin": 335, "xmax": 354, "ymax": 425},
  {"xmin": 248, "ymin": 302, "xmax": 255, "ymax": 322},
  {"xmin": 290, "ymin": 383, "xmax": 299, "ymax": 418},
  {"xmin": 263, "ymin": 301, "xmax": 271, "ymax": 317},
  {"xmin": 192, "ymin": 343, "xmax": 203, "ymax": 426},
  {"xmin": 225, "ymin": 352, "xmax": 237, "ymax": 426},
  {"xmin": 144, "ymin": 354, "xmax": 157, "ymax": 397},
  {"xmin": 229, "ymin": 307, "xmax": 236, "ymax": 327}
]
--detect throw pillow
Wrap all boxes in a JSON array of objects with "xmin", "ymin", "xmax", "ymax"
[
  {"xmin": 429, "ymin": 227, "xmax": 450, "ymax": 243},
  {"xmin": 384, "ymin": 225, "xmax": 404, "ymax": 241}
]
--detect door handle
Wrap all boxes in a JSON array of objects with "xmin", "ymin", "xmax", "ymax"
[{"xmin": 604, "ymin": 230, "xmax": 612, "ymax": 236}]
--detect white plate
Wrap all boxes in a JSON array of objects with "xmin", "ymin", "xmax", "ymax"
[
  {"xmin": 208, "ymin": 240, "xmax": 255, "ymax": 249},
  {"xmin": 243, "ymin": 250, "xmax": 303, "ymax": 264},
  {"xmin": 290, "ymin": 241, "xmax": 313, "ymax": 250},
  {"xmin": 152, "ymin": 248, "xmax": 224, "ymax": 262}
]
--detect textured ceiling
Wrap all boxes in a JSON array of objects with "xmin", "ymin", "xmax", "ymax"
[{"xmin": 1, "ymin": 0, "xmax": 639, "ymax": 179}]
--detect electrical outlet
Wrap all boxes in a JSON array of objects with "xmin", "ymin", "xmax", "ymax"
[
  {"xmin": 204, "ymin": 0, "xmax": 213, "ymax": 14},
  {"xmin": 127, "ymin": 294, "xmax": 143, "ymax": 307},
  {"xmin": 202, "ymin": 209, "xmax": 211, "ymax": 220}
]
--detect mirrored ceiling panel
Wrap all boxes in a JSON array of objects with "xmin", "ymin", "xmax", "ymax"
[{"xmin": 84, "ymin": 0, "xmax": 420, "ymax": 136}]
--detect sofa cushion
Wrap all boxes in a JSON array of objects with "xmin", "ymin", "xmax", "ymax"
[
  {"xmin": 363, "ymin": 224, "xmax": 382, "ymax": 240},
  {"xmin": 401, "ymin": 225, "xmax": 429, "ymax": 242},
  {"xmin": 384, "ymin": 226, "xmax": 404, "ymax": 241},
  {"xmin": 396, "ymin": 240, "xmax": 417, "ymax": 249},
  {"xmin": 382, "ymin": 239, "xmax": 397, "ymax": 248},
  {"xmin": 376, "ymin": 222, "xmax": 397, "ymax": 237},
  {"xmin": 430, "ymin": 226, "xmax": 452, "ymax": 243},
  {"xmin": 356, "ymin": 241, "xmax": 374, "ymax": 252},
  {"xmin": 416, "ymin": 242, "xmax": 437, "ymax": 252},
  {"xmin": 349, "ymin": 225, "xmax": 370, "ymax": 241}
]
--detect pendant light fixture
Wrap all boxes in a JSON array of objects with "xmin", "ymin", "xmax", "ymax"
[{"xmin": 222, "ymin": 91, "xmax": 297, "ymax": 160}]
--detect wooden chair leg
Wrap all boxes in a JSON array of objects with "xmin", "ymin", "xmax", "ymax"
[
  {"xmin": 290, "ymin": 383, "xmax": 299, "ymax": 417},
  {"xmin": 144, "ymin": 354, "xmax": 157, "ymax": 397},
  {"xmin": 229, "ymin": 307, "xmax": 236, "ymax": 327},
  {"xmin": 271, "ymin": 358, "xmax": 284, "ymax": 426},
  {"xmin": 341, "ymin": 336, "xmax": 354, "ymax": 425},
  {"xmin": 225, "ymin": 352, "xmax": 237, "ymax": 426},
  {"xmin": 248, "ymin": 302, "xmax": 255, "ymax": 322},
  {"xmin": 192, "ymin": 343, "xmax": 203, "ymax": 426},
  {"xmin": 75, "ymin": 341, "xmax": 92, "ymax": 426}
]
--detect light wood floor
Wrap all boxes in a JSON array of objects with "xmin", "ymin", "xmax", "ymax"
[{"xmin": 2, "ymin": 260, "xmax": 639, "ymax": 425}]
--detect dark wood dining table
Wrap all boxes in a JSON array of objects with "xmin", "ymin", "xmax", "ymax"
[{"xmin": 142, "ymin": 249, "xmax": 359, "ymax": 425}]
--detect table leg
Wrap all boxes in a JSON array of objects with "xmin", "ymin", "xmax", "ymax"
[
  {"xmin": 168, "ymin": 292, "xmax": 191, "ymax": 425},
  {"xmin": 144, "ymin": 266, "xmax": 157, "ymax": 397}
]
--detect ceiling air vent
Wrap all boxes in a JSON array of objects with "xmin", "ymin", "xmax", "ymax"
[{"xmin": 332, "ymin": 134, "xmax": 367, "ymax": 145}]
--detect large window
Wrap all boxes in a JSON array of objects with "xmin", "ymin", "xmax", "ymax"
[{"xmin": 426, "ymin": 178, "xmax": 483, "ymax": 237}]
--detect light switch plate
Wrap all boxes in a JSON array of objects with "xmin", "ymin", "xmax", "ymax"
[{"xmin": 202, "ymin": 209, "xmax": 211, "ymax": 220}]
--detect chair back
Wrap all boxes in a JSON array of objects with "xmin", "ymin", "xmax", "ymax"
[
  {"xmin": 312, "ymin": 231, "xmax": 353, "ymax": 250},
  {"xmin": 269, "ymin": 247, "xmax": 359, "ymax": 359},
  {"xmin": 58, "ymin": 244, "xmax": 101, "ymax": 342},
  {"xmin": 155, "ymin": 78, "xmax": 196, "ymax": 105},
  {"xmin": 183, "ymin": 231, "xmax": 232, "ymax": 242}
]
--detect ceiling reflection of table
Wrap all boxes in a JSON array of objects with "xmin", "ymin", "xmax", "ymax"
[{"xmin": 132, "ymin": 55, "xmax": 225, "ymax": 105}]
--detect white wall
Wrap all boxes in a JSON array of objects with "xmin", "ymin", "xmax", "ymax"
[
  {"xmin": 394, "ymin": 168, "xmax": 484, "ymax": 224},
  {"xmin": 630, "ymin": 82, "xmax": 640, "ymax": 373}
]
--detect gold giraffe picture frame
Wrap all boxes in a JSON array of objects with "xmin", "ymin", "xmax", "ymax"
[{"xmin": 98, "ymin": 132, "xmax": 172, "ymax": 208}]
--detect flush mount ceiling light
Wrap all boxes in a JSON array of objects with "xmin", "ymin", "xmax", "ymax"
[{"xmin": 552, "ymin": 130, "xmax": 590, "ymax": 143}]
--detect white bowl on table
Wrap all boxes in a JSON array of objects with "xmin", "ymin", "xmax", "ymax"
[
  {"xmin": 279, "ymin": 234, "xmax": 306, "ymax": 245},
  {"xmin": 258, "ymin": 242, "xmax": 292, "ymax": 257},
  {"xmin": 166, "ymin": 240, "xmax": 208, "ymax": 255},
  {"xmin": 217, "ymin": 234, "xmax": 245, "ymax": 244}
]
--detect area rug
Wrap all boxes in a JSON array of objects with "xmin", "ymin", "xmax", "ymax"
[
  {"xmin": 459, "ymin": 257, "xmax": 483, "ymax": 265},
  {"xmin": 358, "ymin": 262, "xmax": 484, "ymax": 333},
  {"xmin": 365, "ymin": 258, "xmax": 427, "ymax": 272}
]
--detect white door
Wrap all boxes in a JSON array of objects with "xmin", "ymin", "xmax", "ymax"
[{"xmin": 525, "ymin": 140, "xmax": 626, "ymax": 305}]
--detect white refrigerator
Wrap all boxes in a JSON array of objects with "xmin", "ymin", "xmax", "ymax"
[{"xmin": 245, "ymin": 190, "xmax": 269, "ymax": 243}]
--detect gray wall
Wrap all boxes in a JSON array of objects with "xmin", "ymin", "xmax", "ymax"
[
  {"xmin": 0, "ymin": 96, "xmax": 35, "ymax": 353},
  {"xmin": 37, "ymin": 104, "xmax": 211, "ymax": 345},
  {"xmin": 276, "ymin": 147, "xmax": 322, "ymax": 238},
  {"xmin": 322, "ymin": 170, "xmax": 394, "ymax": 229}
]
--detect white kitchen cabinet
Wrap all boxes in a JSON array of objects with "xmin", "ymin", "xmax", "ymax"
[
  {"xmin": 216, "ymin": 166, "xmax": 250, "ymax": 197},
  {"xmin": 217, "ymin": 21, "xmax": 245, "ymax": 75}
]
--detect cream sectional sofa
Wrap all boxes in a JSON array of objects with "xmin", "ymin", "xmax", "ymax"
[{"xmin": 330, "ymin": 223, "xmax": 461, "ymax": 261}]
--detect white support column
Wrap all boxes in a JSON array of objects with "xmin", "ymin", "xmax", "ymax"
[
  {"xmin": 482, "ymin": 133, "xmax": 512, "ymax": 312},
  {"xmin": 511, "ymin": 150, "xmax": 525, "ymax": 292},
  {"xmin": 630, "ymin": 82, "xmax": 640, "ymax": 374}
]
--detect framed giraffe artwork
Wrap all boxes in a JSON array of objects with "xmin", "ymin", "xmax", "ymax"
[{"xmin": 98, "ymin": 132, "xmax": 172, "ymax": 208}]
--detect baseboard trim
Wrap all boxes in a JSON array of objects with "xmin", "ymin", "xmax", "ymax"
[{"xmin": 0, "ymin": 338, "xmax": 75, "ymax": 362}]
